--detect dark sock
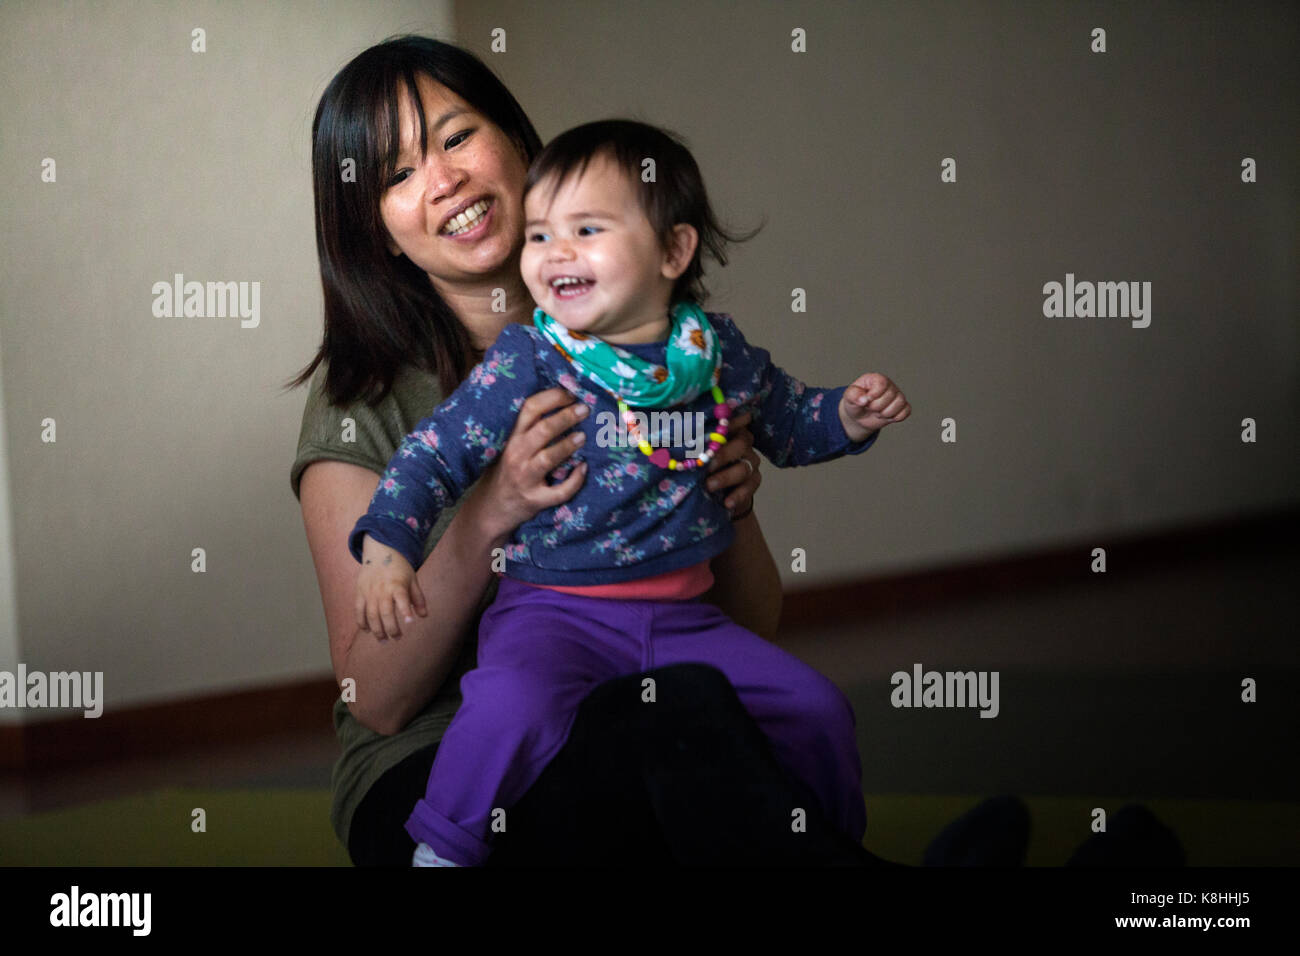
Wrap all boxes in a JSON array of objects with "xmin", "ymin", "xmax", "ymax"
[
  {"xmin": 1066, "ymin": 804, "xmax": 1186, "ymax": 867},
  {"xmin": 923, "ymin": 795, "xmax": 1032, "ymax": 866}
]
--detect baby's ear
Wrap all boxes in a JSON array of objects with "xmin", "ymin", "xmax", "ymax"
[{"xmin": 661, "ymin": 224, "xmax": 699, "ymax": 280}]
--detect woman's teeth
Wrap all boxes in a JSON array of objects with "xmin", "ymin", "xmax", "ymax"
[{"xmin": 442, "ymin": 199, "xmax": 491, "ymax": 236}]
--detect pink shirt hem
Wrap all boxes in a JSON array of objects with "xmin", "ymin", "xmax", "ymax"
[{"xmin": 515, "ymin": 561, "xmax": 715, "ymax": 601}]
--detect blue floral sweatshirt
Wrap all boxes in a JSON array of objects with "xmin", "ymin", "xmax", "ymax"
[{"xmin": 348, "ymin": 313, "xmax": 878, "ymax": 584}]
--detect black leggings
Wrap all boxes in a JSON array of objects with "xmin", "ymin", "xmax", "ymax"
[{"xmin": 347, "ymin": 662, "xmax": 892, "ymax": 866}]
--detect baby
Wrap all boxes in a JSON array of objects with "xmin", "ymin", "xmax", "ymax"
[{"xmin": 349, "ymin": 119, "xmax": 910, "ymax": 866}]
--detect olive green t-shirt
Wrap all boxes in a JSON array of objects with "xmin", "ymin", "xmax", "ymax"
[{"xmin": 289, "ymin": 359, "xmax": 498, "ymax": 853}]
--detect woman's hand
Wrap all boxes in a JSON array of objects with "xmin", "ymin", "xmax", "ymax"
[
  {"xmin": 704, "ymin": 409, "xmax": 762, "ymax": 519},
  {"xmin": 477, "ymin": 388, "xmax": 591, "ymax": 538},
  {"xmin": 476, "ymin": 392, "xmax": 759, "ymax": 537}
]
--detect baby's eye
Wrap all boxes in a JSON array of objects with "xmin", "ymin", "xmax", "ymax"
[
  {"xmin": 577, "ymin": 226, "xmax": 601, "ymax": 236},
  {"xmin": 527, "ymin": 232, "xmax": 549, "ymax": 242}
]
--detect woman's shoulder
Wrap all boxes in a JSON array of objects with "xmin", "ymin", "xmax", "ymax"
[
  {"xmin": 311, "ymin": 357, "xmax": 443, "ymax": 418},
  {"xmin": 289, "ymin": 359, "xmax": 443, "ymax": 499}
]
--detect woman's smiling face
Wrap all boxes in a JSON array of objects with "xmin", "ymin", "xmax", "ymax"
[{"xmin": 380, "ymin": 73, "xmax": 530, "ymax": 288}]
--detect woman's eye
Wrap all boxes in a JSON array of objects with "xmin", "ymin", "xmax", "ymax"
[
  {"xmin": 387, "ymin": 169, "xmax": 412, "ymax": 188},
  {"xmin": 445, "ymin": 129, "xmax": 472, "ymax": 149}
]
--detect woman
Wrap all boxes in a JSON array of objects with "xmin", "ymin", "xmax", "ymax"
[{"xmin": 286, "ymin": 35, "xmax": 878, "ymax": 866}]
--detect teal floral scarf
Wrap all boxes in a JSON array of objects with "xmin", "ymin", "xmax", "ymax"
[{"xmin": 532, "ymin": 300, "xmax": 721, "ymax": 409}]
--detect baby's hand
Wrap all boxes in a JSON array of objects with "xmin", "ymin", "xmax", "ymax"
[
  {"xmin": 355, "ymin": 536, "xmax": 427, "ymax": 640},
  {"xmin": 839, "ymin": 373, "xmax": 910, "ymax": 442}
]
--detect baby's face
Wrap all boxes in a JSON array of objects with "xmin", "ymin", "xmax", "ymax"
[{"xmin": 521, "ymin": 153, "xmax": 674, "ymax": 342}]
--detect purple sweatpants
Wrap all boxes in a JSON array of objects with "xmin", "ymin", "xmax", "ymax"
[{"xmin": 404, "ymin": 576, "xmax": 866, "ymax": 865}]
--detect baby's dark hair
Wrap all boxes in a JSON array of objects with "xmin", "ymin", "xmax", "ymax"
[{"xmin": 522, "ymin": 119, "xmax": 762, "ymax": 307}]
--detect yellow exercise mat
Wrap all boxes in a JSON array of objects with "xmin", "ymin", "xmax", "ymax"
[
  {"xmin": 862, "ymin": 794, "xmax": 1300, "ymax": 866},
  {"xmin": 0, "ymin": 789, "xmax": 1294, "ymax": 866}
]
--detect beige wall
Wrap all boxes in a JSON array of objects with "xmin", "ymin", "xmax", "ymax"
[
  {"xmin": 0, "ymin": 1, "xmax": 1294, "ymax": 719},
  {"xmin": 455, "ymin": 0, "xmax": 1298, "ymax": 576},
  {"xmin": 0, "ymin": 0, "xmax": 453, "ymax": 720}
]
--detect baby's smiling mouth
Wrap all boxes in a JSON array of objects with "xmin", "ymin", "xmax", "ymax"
[{"xmin": 550, "ymin": 276, "xmax": 595, "ymax": 298}]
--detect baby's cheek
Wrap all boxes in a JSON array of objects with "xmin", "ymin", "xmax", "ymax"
[{"xmin": 522, "ymin": 275, "xmax": 547, "ymax": 302}]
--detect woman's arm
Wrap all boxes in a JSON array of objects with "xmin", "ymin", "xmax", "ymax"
[
  {"xmin": 698, "ymin": 410, "xmax": 783, "ymax": 640},
  {"xmin": 300, "ymin": 389, "xmax": 591, "ymax": 735},
  {"xmin": 701, "ymin": 509, "xmax": 782, "ymax": 640},
  {"xmin": 300, "ymin": 460, "xmax": 511, "ymax": 736}
]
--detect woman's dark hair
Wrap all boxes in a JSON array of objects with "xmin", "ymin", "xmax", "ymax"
[
  {"xmin": 285, "ymin": 35, "xmax": 543, "ymax": 406},
  {"xmin": 523, "ymin": 119, "xmax": 762, "ymax": 309}
]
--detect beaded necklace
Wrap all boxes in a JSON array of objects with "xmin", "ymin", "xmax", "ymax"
[
  {"xmin": 532, "ymin": 302, "xmax": 735, "ymax": 471},
  {"xmin": 617, "ymin": 382, "xmax": 733, "ymax": 471}
]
